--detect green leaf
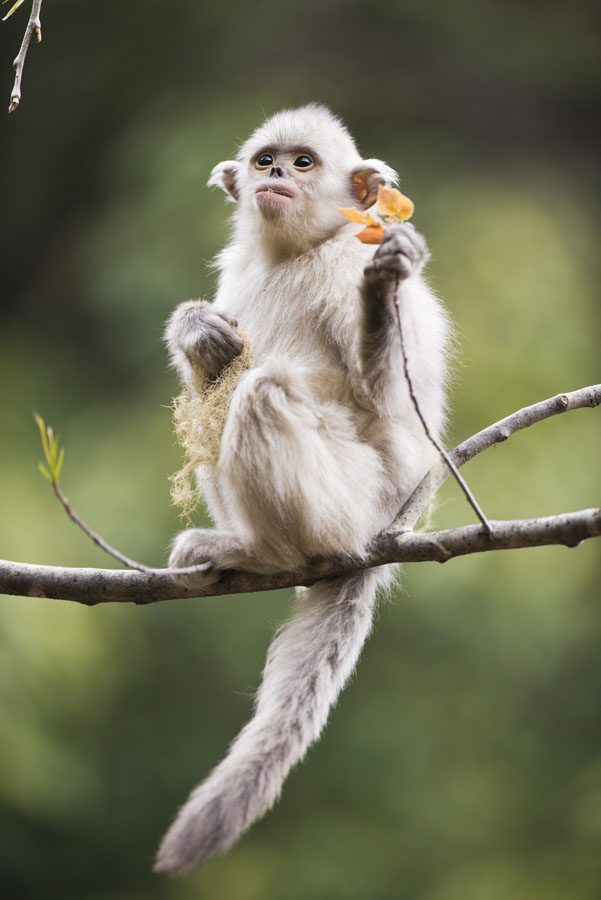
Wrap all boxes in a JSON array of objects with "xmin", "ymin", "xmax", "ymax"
[
  {"xmin": 34, "ymin": 412, "xmax": 50, "ymax": 464},
  {"xmin": 48, "ymin": 429, "xmax": 58, "ymax": 466},
  {"xmin": 37, "ymin": 462, "xmax": 52, "ymax": 483},
  {"xmin": 55, "ymin": 447, "xmax": 65, "ymax": 480},
  {"xmin": 34, "ymin": 413, "xmax": 65, "ymax": 484},
  {"xmin": 2, "ymin": 0, "xmax": 26, "ymax": 22}
]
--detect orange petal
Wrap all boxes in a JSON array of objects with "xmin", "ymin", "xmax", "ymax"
[
  {"xmin": 376, "ymin": 185, "xmax": 414, "ymax": 220},
  {"xmin": 356, "ymin": 224, "xmax": 385, "ymax": 244},
  {"xmin": 338, "ymin": 207, "xmax": 376, "ymax": 226}
]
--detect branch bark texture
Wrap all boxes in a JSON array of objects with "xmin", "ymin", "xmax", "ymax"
[{"xmin": 1, "ymin": 384, "xmax": 599, "ymax": 606}]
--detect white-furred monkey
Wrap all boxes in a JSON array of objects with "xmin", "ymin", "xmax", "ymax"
[{"xmin": 155, "ymin": 104, "xmax": 450, "ymax": 873}]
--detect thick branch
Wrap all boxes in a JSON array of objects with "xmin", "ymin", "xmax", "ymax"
[
  {"xmin": 0, "ymin": 509, "xmax": 599, "ymax": 605},
  {"xmin": 0, "ymin": 384, "xmax": 599, "ymax": 605}
]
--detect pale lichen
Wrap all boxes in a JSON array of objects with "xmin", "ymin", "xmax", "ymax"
[{"xmin": 170, "ymin": 333, "xmax": 253, "ymax": 521}]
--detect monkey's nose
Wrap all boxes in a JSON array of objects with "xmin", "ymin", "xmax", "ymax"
[{"xmin": 269, "ymin": 166, "xmax": 285, "ymax": 178}]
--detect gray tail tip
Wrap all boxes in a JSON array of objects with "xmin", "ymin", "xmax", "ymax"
[
  {"xmin": 153, "ymin": 851, "xmax": 186, "ymax": 876},
  {"xmin": 153, "ymin": 812, "xmax": 224, "ymax": 875},
  {"xmin": 153, "ymin": 831, "xmax": 200, "ymax": 876},
  {"xmin": 153, "ymin": 793, "xmax": 231, "ymax": 874},
  {"xmin": 153, "ymin": 846, "xmax": 202, "ymax": 876}
]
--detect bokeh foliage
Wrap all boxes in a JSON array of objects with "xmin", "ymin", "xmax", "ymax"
[{"xmin": 0, "ymin": 1, "xmax": 599, "ymax": 898}]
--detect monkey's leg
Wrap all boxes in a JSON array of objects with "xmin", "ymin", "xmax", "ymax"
[
  {"xmin": 169, "ymin": 359, "xmax": 387, "ymax": 588},
  {"xmin": 219, "ymin": 360, "xmax": 389, "ymax": 562}
]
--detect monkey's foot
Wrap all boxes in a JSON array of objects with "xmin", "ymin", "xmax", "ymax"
[
  {"xmin": 168, "ymin": 528, "xmax": 245, "ymax": 591},
  {"xmin": 364, "ymin": 222, "xmax": 429, "ymax": 283}
]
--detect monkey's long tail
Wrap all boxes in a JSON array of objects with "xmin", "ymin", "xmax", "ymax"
[{"xmin": 154, "ymin": 566, "xmax": 391, "ymax": 874}]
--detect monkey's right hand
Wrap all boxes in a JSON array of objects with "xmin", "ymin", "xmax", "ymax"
[
  {"xmin": 363, "ymin": 223, "xmax": 429, "ymax": 287},
  {"xmin": 165, "ymin": 299, "xmax": 244, "ymax": 378}
]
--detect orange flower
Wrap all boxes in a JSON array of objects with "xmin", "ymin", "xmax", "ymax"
[
  {"xmin": 376, "ymin": 185, "xmax": 414, "ymax": 220},
  {"xmin": 356, "ymin": 224, "xmax": 385, "ymax": 243},
  {"xmin": 337, "ymin": 208, "xmax": 379, "ymax": 226},
  {"xmin": 338, "ymin": 186, "xmax": 415, "ymax": 244},
  {"xmin": 338, "ymin": 207, "xmax": 385, "ymax": 243}
]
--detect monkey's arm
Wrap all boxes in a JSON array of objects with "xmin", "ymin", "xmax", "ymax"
[
  {"xmin": 353, "ymin": 224, "xmax": 433, "ymax": 416},
  {"xmin": 165, "ymin": 299, "xmax": 243, "ymax": 387}
]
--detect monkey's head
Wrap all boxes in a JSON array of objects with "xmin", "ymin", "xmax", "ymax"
[{"xmin": 208, "ymin": 104, "xmax": 397, "ymax": 255}]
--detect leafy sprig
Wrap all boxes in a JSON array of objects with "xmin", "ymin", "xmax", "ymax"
[
  {"xmin": 33, "ymin": 413, "xmax": 212, "ymax": 578},
  {"xmin": 35, "ymin": 412, "xmax": 64, "ymax": 483},
  {"xmin": 338, "ymin": 185, "xmax": 414, "ymax": 243}
]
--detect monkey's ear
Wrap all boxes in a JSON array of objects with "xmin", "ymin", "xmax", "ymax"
[
  {"xmin": 351, "ymin": 158, "xmax": 398, "ymax": 209},
  {"xmin": 208, "ymin": 161, "xmax": 240, "ymax": 202}
]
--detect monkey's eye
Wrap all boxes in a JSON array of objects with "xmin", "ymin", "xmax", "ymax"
[
  {"xmin": 256, "ymin": 153, "xmax": 274, "ymax": 169},
  {"xmin": 293, "ymin": 155, "xmax": 314, "ymax": 170}
]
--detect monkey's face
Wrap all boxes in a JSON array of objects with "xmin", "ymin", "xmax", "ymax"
[
  {"xmin": 249, "ymin": 147, "xmax": 322, "ymax": 217},
  {"xmin": 208, "ymin": 105, "xmax": 398, "ymax": 252},
  {"xmin": 234, "ymin": 135, "xmax": 359, "ymax": 250},
  {"xmin": 252, "ymin": 149, "xmax": 313, "ymax": 212}
]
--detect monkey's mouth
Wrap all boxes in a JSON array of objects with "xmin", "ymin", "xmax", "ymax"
[{"xmin": 255, "ymin": 184, "xmax": 296, "ymax": 209}]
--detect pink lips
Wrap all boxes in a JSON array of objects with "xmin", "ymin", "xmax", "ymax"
[{"xmin": 255, "ymin": 184, "xmax": 296, "ymax": 208}]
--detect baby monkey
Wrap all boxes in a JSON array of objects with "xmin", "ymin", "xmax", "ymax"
[{"xmin": 156, "ymin": 104, "xmax": 450, "ymax": 873}]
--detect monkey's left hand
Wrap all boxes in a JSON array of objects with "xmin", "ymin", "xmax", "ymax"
[{"xmin": 363, "ymin": 223, "xmax": 429, "ymax": 286}]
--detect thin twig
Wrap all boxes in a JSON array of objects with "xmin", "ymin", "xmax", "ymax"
[
  {"xmin": 5, "ymin": 0, "xmax": 43, "ymax": 113},
  {"xmin": 51, "ymin": 480, "xmax": 213, "ymax": 579},
  {"xmin": 392, "ymin": 274, "xmax": 493, "ymax": 533},
  {"xmin": 33, "ymin": 413, "xmax": 212, "ymax": 579}
]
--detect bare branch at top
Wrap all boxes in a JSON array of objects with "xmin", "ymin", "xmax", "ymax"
[{"xmin": 4, "ymin": 0, "xmax": 43, "ymax": 113}]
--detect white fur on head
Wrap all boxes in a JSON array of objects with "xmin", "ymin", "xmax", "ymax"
[{"xmin": 237, "ymin": 103, "xmax": 360, "ymax": 169}]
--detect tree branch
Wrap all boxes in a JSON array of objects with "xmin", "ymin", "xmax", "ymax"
[
  {"xmin": 4, "ymin": 0, "xmax": 43, "ymax": 113},
  {"xmin": 0, "ymin": 384, "xmax": 599, "ymax": 605},
  {"xmin": 394, "ymin": 383, "xmax": 601, "ymax": 530},
  {"xmin": 0, "ymin": 509, "xmax": 599, "ymax": 605}
]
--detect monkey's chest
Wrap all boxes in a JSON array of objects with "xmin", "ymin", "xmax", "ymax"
[{"xmin": 224, "ymin": 290, "xmax": 345, "ymax": 371}]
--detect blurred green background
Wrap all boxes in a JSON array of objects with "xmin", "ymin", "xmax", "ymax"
[{"xmin": 0, "ymin": 1, "xmax": 600, "ymax": 898}]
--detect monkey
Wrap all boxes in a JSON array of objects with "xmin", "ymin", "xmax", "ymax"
[{"xmin": 154, "ymin": 103, "xmax": 450, "ymax": 874}]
